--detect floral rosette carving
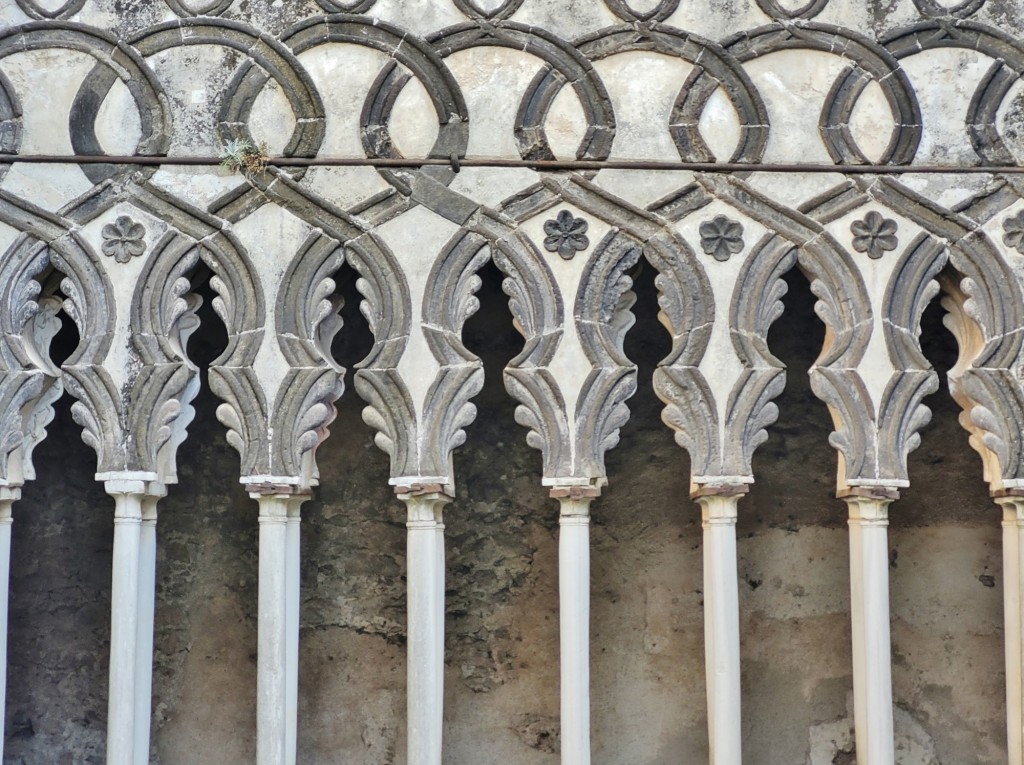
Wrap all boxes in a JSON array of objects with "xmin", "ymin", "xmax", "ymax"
[
  {"xmin": 851, "ymin": 211, "xmax": 898, "ymax": 260},
  {"xmin": 101, "ymin": 216, "xmax": 147, "ymax": 264},
  {"xmin": 543, "ymin": 211, "xmax": 590, "ymax": 260},
  {"xmin": 699, "ymin": 215, "xmax": 745, "ymax": 262},
  {"xmin": 1002, "ymin": 210, "xmax": 1024, "ymax": 255}
]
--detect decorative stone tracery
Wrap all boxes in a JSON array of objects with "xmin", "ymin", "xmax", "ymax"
[{"xmin": 2, "ymin": 0, "xmax": 1024, "ymax": 763}]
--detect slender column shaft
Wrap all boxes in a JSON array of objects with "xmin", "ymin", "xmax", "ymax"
[
  {"xmin": 998, "ymin": 498, "xmax": 1024, "ymax": 765},
  {"xmin": 284, "ymin": 500, "xmax": 302, "ymax": 765},
  {"xmin": 0, "ymin": 492, "xmax": 16, "ymax": 765},
  {"xmin": 558, "ymin": 495, "xmax": 593, "ymax": 765},
  {"xmin": 434, "ymin": 518, "xmax": 446, "ymax": 717},
  {"xmin": 845, "ymin": 495, "xmax": 895, "ymax": 765},
  {"xmin": 106, "ymin": 482, "xmax": 146, "ymax": 765},
  {"xmin": 695, "ymin": 493, "xmax": 742, "ymax": 765},
  {"xmin": 256, "ymin": 494, "xmax": 290, "ymax": 765},
  {"xmin": 133, "ymin": 495, "xmax": 160, "ymax": 765},
  {"xmin": 401, "ymin": 492, "xmax": 449, "ymax": 765}
]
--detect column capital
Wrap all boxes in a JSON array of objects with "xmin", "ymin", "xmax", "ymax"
[
  {"xmin": 995, "ymin": 494, "xmax": 1024, "ymax": 524},
  {"xmin": 695, "ymin": 492, "xmax": 741, "ymax": 526},
  {"xmin": 844, "ymin": 493, "xmax": 894, "ymax": 526},
  {"xmin": 0, "ymin": 494, "xmax": 15, "ymax": 524},
  {"xmin": 253, "ymin": 492, "xmax": 311, "ymax": 523},
  {"xmin": 552, "ymin": 491, "xmax": 594, "ymax": 522},
  {"xmin": 399, "ymin": 491, "xmax": 451, "ymax": 525}
]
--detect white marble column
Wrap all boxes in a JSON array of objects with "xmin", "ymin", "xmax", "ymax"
[
  {"xmin": 556, "ymin": 493, "xmax": 593, "ymax": 765},
  {"xmin": 997, "ymin": 495, "xmax": 1024, "ymax": 765},
  {"xmin": 844, "ymin": 492, "xmax": 896, "ymax": 765},
  {"xmin": 285, "ymin": 498, "xmax": 302, "ymax": 765},
  {"xmin": 0, "ymin": 488, "xmax": 17, "ymax": 765},
  {"xmin": 105, "ymin": 478, "xmax": 147, "ymax": 765},
  {"xmin": 695, "ymin": 491, "xmax": 743, "ymax": 765},
  {"xmin": 400, "ymin": 491, "xmax": 450, "ymax": 765},
  {"xmin": 434, "ymin": 513, "xmax": 446, "ymax": 718},
  {"xmin": 133, "ymin": 490, "xmax": 163, "ymax": 765},
  {"xmin": 255, "ymin": 492, "xmax": 290, "ymax": 765}
]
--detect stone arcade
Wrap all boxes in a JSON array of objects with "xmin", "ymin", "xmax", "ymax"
[{"xmin": 0, "ymin": 0, "xmax": 1023, "ymax": 762}]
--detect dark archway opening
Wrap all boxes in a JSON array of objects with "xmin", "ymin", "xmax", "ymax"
[
  {"xmin": 740, "ymin": 266, "xmax": 848, "ymax": 763},
  {"xmin": 889, "ymin": 266, "xmax": 1006, "ymax": 760}
]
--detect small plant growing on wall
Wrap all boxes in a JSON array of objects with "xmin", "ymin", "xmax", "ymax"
[{"xmin": 219, "ymin": 138, "xmax": 270, "ymax": 177}]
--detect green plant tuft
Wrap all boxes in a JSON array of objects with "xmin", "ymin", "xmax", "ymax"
[{"xmin": 219, "ymin": 138, "xmax": 270, "ymax": 177}]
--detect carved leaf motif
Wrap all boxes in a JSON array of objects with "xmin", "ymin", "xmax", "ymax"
[
  {"xmin": 70, "ymin": 400, "xmax": 102, "ymax": 456},
  {"xmin": 59, "ymin": 277, "xmax": 84, "ymax": 338},
  {"xmin": 654, "ymin": 366, "xmax": 719, "ymax": 476},
  {"xmin": 573, "ymin": 235, "xmax": 641, "ymax": 480},
  {"xmin": 216, "ymin": 402, "xmax": 245, "ymax": 458},
  {"xmin": 717, "ymin": 237, "xmax": 796, "ymax": 478},
  {"xmin": 418, "ymin": 237, "xmax": 490, "ymax": 483},
  {"xmin": 210, "ymin": 368, "xmax": 267, "ymax": 476},
  {"xmin": 507, "ymin": 368, "xmax": 571, "ymax": 477},
  {"xmin": 209, "ymin": 275, "xmax": 233, "ymax": 333},
  {"xmin": 355, "ymin": 369, "xmax": 416, "ymax": 474},
  {"xmin": 0, "ymin": 372, "xmax": 45, "ymax": 484},
  {"xmin": 132, "ymin": 236, "xmax": 202, "ymax": 366},
  {"xmin": 272, "ymin": 368, "xmax": 344, "ymax": 481},
  {"xmin": 494, "ymin": 229, "xmax": 570, "ymax": 479},
  {"xmin": 346, "ymin": 236, "xmax": 414, "ymax": 479},
  {"xmin": 18, "ymin": 371, "xmax": 62, "ymax": 483},
  {"xmin": 63, "ymin": 367, "xmax": 126, "ymax": 473}
]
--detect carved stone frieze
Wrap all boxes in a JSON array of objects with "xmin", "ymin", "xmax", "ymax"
[{"xmin": 1, "ymin": 0, "xmax": 1024, "ymax": 502}]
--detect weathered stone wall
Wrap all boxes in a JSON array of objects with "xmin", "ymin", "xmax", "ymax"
[{"xmin": 4, "ymin": 267, "xmax": 1004, "ymax": 765}]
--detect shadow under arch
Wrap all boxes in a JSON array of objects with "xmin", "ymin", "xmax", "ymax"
[{"xmin": 886, "ymin": 262, "xmax": 1008, "ymax": 763}]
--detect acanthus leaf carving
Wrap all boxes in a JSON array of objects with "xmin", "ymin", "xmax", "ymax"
[
  {"xmin": 272, "ymin": 368, "xmax": 345, "ymax": 484},
  {"xmin": 346, "ymin": 233, "xmax": 418, "ymax": 481},
  {"xmin": 810, "ymin": 366, "xmax": 875, "ymax": 486},
  {"xmin": 420, "ymin": 231, "xmax": 490, "ymax": 486},
  {"xmin": 277, "ymin": 233, "xmax": 346, "ymax": 370},
  {"xmin": 573, "ymin": 233, "xmax": 641, "ymax": 480},
  {"xmin": 653, "ymin": 365, "xmax": 719, "ymax": 477},
  {"xmin": 494, "ymin": 227, "xmax": 569, "ymax": 480},
  {"xmin": 129, "ymin": 363, "xmax": 200, "ymax": 484},
  {"xmin": 723, "ymin": 236, "xmax": 797, "ymax": 478},
  {"xmin": 132, "ymin": 232, "xmax": 203, "ymax": 367},
  {"xmin": 63, "ymin": 367, "xmax": 123, "ymax": 472},
  {"xmin": 211, "ymin": 367, "xmax": 269, "ymax": 478}
]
